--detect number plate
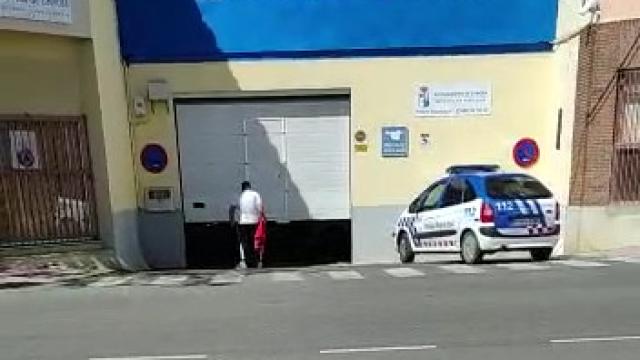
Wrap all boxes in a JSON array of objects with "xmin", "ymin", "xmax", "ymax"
[{"xmin": 511, "ymin": 218, "xmax": 540, "ymax": 227}]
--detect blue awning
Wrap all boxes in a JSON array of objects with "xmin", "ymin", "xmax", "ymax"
[{"xmin": 116, "ymin": 0, "xmax": 558, "ymax": 63}]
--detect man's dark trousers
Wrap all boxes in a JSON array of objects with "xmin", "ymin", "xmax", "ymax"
[{"xmin": 238, "ymin": 224, "xmax": 258, "ymax": 268}]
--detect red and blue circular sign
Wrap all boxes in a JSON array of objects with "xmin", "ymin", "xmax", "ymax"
[
  {"xmin": 141, "ymin": 144, "xmax": 168, "ymax": 174},
  {"xmin": 513, "ymin": 138, "xmax": 540, "ymax": 168}
]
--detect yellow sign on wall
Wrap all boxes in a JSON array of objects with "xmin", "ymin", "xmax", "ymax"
[{"xmin": 354, "ymin": 143, "xmax": 368, "ymax": 153}]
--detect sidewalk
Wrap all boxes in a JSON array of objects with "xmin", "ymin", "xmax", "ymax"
[
  {"xmin": 3, "ymin": 247, "xmax": 639, "ymax": 290},
  {"xmin": 0, "ymin": 248, "xmax": 118, "ymax": 289},
  {"xmin": 574, "ymin": 246, "xmax": 640, "ymax": 260}
]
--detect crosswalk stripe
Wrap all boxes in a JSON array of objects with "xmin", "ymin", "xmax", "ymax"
[
  {"xmin": 554, "ymin": 260, "xmax": 610, "ymax": 268},
  {"xmin": 271, "ymin": 271, "xmax": 304, "ymax": 282},
  {"xmin": 495, "ymin": 263, "xmax": 551, "ymax": 271},
  {"xmin": 77, "ymin": 257, "xmax": 640, "ymax": 289},
  {"xmin": 209, "ymin": 273, "xmax": 243, "ymax": 285},
  {"xmin": 326, "ymin": 270, "xmax": 364, "ymax": 280},
  {"xmin": 607, "ymin": 257, "xmax": 640, "ymax": 264},
  {"xmin": 384, "ymin": 267, "xmax": 425, "ymax": 278},
  {"xmin": 89, "ymin": 276, "xmax": 133, "ymax": 287},
  {"xmin": 146, "ymin": 275, "xmax": 190, "ymax": 286},
  {"xmin": 439, "ymin": 264, "xmax": 485, "ymax": 274}
]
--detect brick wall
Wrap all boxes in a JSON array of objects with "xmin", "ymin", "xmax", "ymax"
[{"xmin": 570, "ymin": 19, "xmax": 640, "ymax": 206}]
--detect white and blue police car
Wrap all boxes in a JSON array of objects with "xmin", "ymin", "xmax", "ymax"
[{"xmin": 393, "ymin": 165, "xmax": 560, "ymax": 264}]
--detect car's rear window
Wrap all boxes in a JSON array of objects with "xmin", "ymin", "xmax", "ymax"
[{"xmin": 486, "ymin": 175, "xmax": 552, "ymax": 200}]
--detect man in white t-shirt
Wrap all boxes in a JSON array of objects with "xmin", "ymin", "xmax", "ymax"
[{"xmin": 236, "ymin": 181, "xmax": 263, "ymax": 268}]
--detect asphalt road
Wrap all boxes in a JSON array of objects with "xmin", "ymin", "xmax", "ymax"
[{"xmin": 2, "ymin": 257, "xmax": 640, "ymax": 360}]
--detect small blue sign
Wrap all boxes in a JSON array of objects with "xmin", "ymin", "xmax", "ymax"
[
  {"xmin": 381, "ymin": 126, "xmax": 409, "ymax": 157},
  {"xmin": 141, "ymin": 143, "xmax": 168, "ymax": 174}
]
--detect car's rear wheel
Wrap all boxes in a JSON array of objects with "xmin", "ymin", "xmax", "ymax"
[
  {"xmin": 460, "ymin": 231, "xmax": 483, "ymax": 264},
  {"xmin": 398, "ymin": 232, "xmax": 415, "ymax": 264},
  {"xmin": 530, "ymin": 248, "xmax": 553, "ymax": 262}
]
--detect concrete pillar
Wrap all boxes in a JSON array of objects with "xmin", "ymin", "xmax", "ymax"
[{"xmin": 80, "ymin": 0, "xmax": 146, "ymax": 270}]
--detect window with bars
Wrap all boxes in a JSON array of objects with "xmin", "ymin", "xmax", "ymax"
[{"xmin": 611, "ymin": 69, "xmax": 640, "ymax": 202}]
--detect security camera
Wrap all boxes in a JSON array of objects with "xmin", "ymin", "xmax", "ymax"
[{"xmin": 580, "ymin": 0, "xmax": 600, "ymax": 15}]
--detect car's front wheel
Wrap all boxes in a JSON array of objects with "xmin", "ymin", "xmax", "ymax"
[
  {"xmin": 530, "ymin": 248, "xmax": 553, "ymax": 262},
  {"xmin": 461, "ymin": 231, "xmax": 483, "ymax": 264},
  {"xmin": 398, "ymin": 232, "xmax": 415, "ymax": 264}
]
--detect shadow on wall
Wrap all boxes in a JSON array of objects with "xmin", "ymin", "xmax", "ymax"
[
  {"xmin": 243, "ymin": 114, "xmax": 348, "ymax": 268},
  {"xmin": 119, "ymin": 0, "xmax": 240, "ymax": 269},
  {"xmin": 182, "ymin": 105, "xmax": 350, "ymax": 269},
  {"xmin": 116, "ymin": 0, "xmax": 234, "ymax": 63}
]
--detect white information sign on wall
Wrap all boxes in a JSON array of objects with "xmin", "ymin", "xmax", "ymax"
[
  {"xmin": 0, "ymin": 0, "xmax": 72, "ymax": 24},
  {"xmin": 10, "ymin": 130, "xmax": 41, "ymax": 170},
  {"xmin": 415, "ymin": 82, "xmax": 492, "ymax": 117}
]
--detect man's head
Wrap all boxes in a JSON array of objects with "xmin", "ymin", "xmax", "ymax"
[{"xmin": 241, "ymin": 181, "xmax": 251, "ymax": 191}]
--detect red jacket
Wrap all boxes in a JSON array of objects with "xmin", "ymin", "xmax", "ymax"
[{"xmin": 254, "ymin": 213, "xmax": 267, "ymax": 255}]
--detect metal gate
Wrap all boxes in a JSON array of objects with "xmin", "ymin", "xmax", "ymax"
[
  {"xmin": 612, "ymin": 69, "xmax": 640, "ymax": 203},
  {"xmin": 0, "ymin": 115, "xmax": 98, "ymax": 247}
]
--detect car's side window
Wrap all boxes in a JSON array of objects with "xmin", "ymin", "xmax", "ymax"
[
  {"xmin": 440, "ymin": 178, "xmax": 477, "ymax": 208},
  {"xmin": 408, "ymin": 189, "xmax": 430, "ymax": 214},
  {"xmin": 440, "ymin": 182, "xmax": 464, "ymax": 208},
  {"xmin": 462, "ymin": 180, "xmax": 477, "ymax": 203},
  {"xmin": 418, "ymin": 181, "xmax": 447, "ymax": 212}
]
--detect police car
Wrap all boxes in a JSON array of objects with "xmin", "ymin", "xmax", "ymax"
[{"xmin": 393, "ymin": 165, "xmax": 560, "ymax": 264}]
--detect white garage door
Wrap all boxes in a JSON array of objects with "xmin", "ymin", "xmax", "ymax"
[{"xmin": 176, "ymin": 97, "xmax": 350, "ymax": 223}]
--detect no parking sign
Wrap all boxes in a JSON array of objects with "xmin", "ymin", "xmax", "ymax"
[
  {"xmin": 513, "ymin": 138, "xmax": 539, "ymax": 168},
  {"xmin": 10, "ymin": 130, "xmax": 40, "ymax": 170}
]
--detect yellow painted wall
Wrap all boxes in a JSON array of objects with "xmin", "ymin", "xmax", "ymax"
[
  {"xmin": 553, "ymin": 0, "xmax": 585, "ymax": 255},
  {"xmin": 0, "ymin": 1, "xmax": 145, "ymax": 268},
  {"xmin": 0, "ymin": 30, "xmax": 84, "ymax": 115},
  {"xmin": 84, "ymin": 0, "xmax": 145, "ymax": 269},
  {"xmin": 128, "ymin": 54, "xmax": 563, "ymax": 210}
]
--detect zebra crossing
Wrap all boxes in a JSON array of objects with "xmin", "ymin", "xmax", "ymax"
[
  {"xmin": 326, "ymin": 270, "xmax": 365, "ymax": 280},
  {"xmin": 494, "ymin": 262, "xmax": 551, "ymax": 271},
  {"xmin": 383, "ymin": 267, "xmax": 425, "ymax": 278},
  {"xmin": 77, "ymin": 257, "xmax": 638, "ymax": 288},
  {"xmin": 271, "ymin": 271, "xmax": 304, "ymax": 282},
  {"xmin": 438, "ymin": 264, "xmax": 485, "ymax": 274}
]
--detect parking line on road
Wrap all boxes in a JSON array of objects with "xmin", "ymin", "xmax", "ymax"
[
  {"xmin": 495, "ymin": 263, "xmax": 551, "ymax": 271},
  {"xmin": 326, "ymin": 270, "xmax": 364, "ymax": 280},
  {"xmin": 320, "ymin": 344, "xmax": 437, "ymax": 354},
  {"xmin": 90, "ymin": 354, "xmax": 208, "ymax": 360},
  {"xmin": 271, "ymin": 271, "xmax": 304, "ymax": 282},
  {"xmin": 554, "ymin": 260, "xmax": 610, "ymax": 268},
  {"xmin": 439, "ymin": 264, "xmax": 485, "ymax": 274},
  {"xmin": 550, "ymin": 335, "xmax": 640, "ymax": 344},
  {"xmin": 384, "ymin": 267, "xmax": 425, "ymax": 278}
]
